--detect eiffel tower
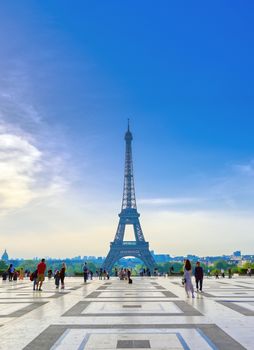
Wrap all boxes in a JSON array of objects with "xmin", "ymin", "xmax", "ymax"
[{"xmin": 102, "ymin": 122, "xmax": 156, "ymax": 273}]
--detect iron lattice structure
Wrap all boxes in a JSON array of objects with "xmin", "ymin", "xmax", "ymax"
[{"xmin": 102, "ymin": 123, "xmax": 156, "ymax": 272}]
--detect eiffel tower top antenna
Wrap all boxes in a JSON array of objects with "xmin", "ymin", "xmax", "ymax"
[{"xmin": 122, "ymin": 118, "xmax": 136, "ymax": 210}]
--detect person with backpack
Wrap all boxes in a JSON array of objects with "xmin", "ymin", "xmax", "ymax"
[
  {"xmin": 54, "ymin": 270, "xmax": 60, "ymax": 289},
  {"xmin": 13, "ymin": 270, "xmax": 18, "ymax": 281},
  {"xmin": 83, "ymin": 262, "xmax": 88, "ymax": 283},
  {"xmin": 8, "ymin": 264, "xmax": 14, "ymax": 281},
  {"xmin": 30, "ymin": 269, "xmax": 38, "ymax": 291}
]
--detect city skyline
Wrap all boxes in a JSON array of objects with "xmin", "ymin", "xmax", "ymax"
[{"xmin": 0, "ymin": 2, "xmax": 254, "ymax": 258}]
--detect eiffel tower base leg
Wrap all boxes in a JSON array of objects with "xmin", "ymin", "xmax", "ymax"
[{"xmin": 102, "ymin": 242, "xmax": 156, "ymax": 274}]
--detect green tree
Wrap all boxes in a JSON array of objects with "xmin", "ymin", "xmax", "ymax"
[
  {"xmin": 214, "ymin": 260, "xmax": 229, "ymax": 270},
  {"xmin": 0, "ymin": 260, "xmax": 8, "ymax": 273}
]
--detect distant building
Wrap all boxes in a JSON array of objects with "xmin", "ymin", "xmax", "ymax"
[
  {"xmin": 187, "ymin": 254, "xmax": 199, "ymax": 261},
  {"xmin": 1, "ymin": 249, "xmax": 9, "ymax": 262},
  {"xmin": 230, "ymin": 251, "xmax": 242, "ymax": 263},
  {"xmin": 233, "ymin": 251, "xmax": 241, "ymax": 257},
  {"xmin": 154, "ymin": 254, "xmax": 171, "ymax": 263}
]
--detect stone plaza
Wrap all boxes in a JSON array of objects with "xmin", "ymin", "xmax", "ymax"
[{"xmin": 0, "ymin": 276, "xmax": 253, "ymax": 349}]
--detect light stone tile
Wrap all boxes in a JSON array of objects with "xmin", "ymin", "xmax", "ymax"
[
  {"xmin": 0, "ymin": 277, "xmax": 253, "ymax": 349},
  {"xmin": 0, "ymin": 302, "xmax": 31, "ymax": 315},
  {"xmin": 234, "ymin": 301, "xmax": 254, "ymax": 311},
  {"xmin": 206, "ymin": 290, "xmax": 254, "ymax": 297},
  {"xmin": 0, "ymin": 292, "xmax": 56, "ymax": 299},
  {"xmin": 81, "ymin": 301, "xmax": 183, "ymax": 314},
  {"xmin": 47, "ymin": 329, "xmax": 215, "ymax": 349},
  {"xmin": 98, "ymin": 292, "xmax": 165, "ymax": 298},
  {"xmin": 51, "ymin": 329, "xmax": 88, "ymax": 350}
]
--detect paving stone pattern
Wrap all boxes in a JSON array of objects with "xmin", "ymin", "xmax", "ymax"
[{"xmin": 0, "ymin": 276, "xmax": 253, "ymax": 349}]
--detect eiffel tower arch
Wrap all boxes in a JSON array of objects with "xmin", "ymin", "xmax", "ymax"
[{"xmin": 102, "ymin": 122, "xmax": 156, "ymax": 273}]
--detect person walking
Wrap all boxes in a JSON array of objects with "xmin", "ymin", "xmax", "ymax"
[
  {"xmin": 8, "ymin": 264, "xmax": 14, "ymax": 281},
  {"xmin": 37, "ymin": 258, "xmax": 46, "ymax": 291},
  {"xmin": 31, "ymin": 269, "xmax": 38, "ymax": 291},
  {"xmin": 184, "ymin": 259, "xmax": 195, "ymax": 298},
  {"xmin": 83, "ymin": 262, "xmax": 88, "ymax": 283},
  {"xmin": 59, "ymin": 262, "xmax": 66, "ymax": 289},
  {"xmin": 247, "ymin": 267, "xmax": 252, "ymax": 277},
  {"xmin": 48, "ymin": 269, "xmax": 53, "ymax": 279},
  {"xmin": 127, "ymin": 268, "xmax": 132, "ymax": 284},
  {"xmin": 194, "ymin": 261, "xmax": 204, "ymax": 292},
  {"xmin": 19, "ymin": 267, "xmax": 24, "ymax": 280},
  {"xmin": 54, "ymin": 270, "xmax": 60, "ymax": 289}
]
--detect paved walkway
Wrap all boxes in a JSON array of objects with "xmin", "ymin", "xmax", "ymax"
[{"xmin": 0, "ymin": 276, "xmax": 253, "ymax": 349}]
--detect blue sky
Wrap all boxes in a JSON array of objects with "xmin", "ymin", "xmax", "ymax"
[{"xmin": 0, "ymin": 1, "xmax": 254, "ymax": 258}]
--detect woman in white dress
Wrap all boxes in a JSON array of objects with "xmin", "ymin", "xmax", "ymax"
[{"xmin": 184, "ymin": 259, "xmax": 195, "ymax": 298}]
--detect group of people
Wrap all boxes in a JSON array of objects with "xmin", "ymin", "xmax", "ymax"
[
  {"xmin": 117, "ymin": 268, "xmax": 130, "ymax": 280},
  {"xmin": 139, "ymin": 268, "xmax": 151, "ymax": 277},
  {"xmin": 83, "ymin": 264, "xmax": 109, "ymax": 282},
  {"xmin": 214, "ymin": 268, "xmax": 232, "ymax": 279},
  {"xmin": 183, "ymin": 260, "xmax": 204, "ymax": 298},
  {"xmin": 5, "ymin": 260, "xmax": 251, "ymax": 296},
  {"xmin": 2, "ymin": 264, "xmax": 27, "ymax": 281},
  {"xmin": 30, "ymin": 259, "xmax": 66, "ymax": 291},
  {"xmin": 116, "ymin": 268, "xmax": 132, "ymax": 283}
]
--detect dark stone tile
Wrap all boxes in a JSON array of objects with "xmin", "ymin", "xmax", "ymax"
[
  {"xmin": 174, "ymin": 300, "xmax": 203, "ymax": 316},
  {"xmin": 217, "ymin": 301, "xmax": 254, "ymax": 316},
  {"xmin": 202, "ymin": 291, "xmax": 254, "ymax": 298},
  {"xmin": 68, "ymin": 285, "xmax": 83, "ymax": 291},
  {"xmin": 122, "ymin": 305, "xmax": 142, "ymax": 308},
  {"xmin": 117, "ymin": 340, "xmax": 150, "ymax": 348},
  {"xmin": 117, "ymin": 340, "xmax": 132, "ymax": 348},
  {"xmin": 62, "ymin": 301, "xmax": 90, "ymax": 316},
  {"xmin": 162, "ymin": 291, "xmax": 178, "ymax": 298},
  {"xmin": 198, "ymin": 324, "xmax": 246, "ymax": 350},
  {"xmin": 133, "ymin": 340, "xmax": 151, "ymax": 348},
  {"xmin": 97, "ymin": 286, "xmax": 108, "ymax": 290},
  {"xmin": 155, "ymin": 286, "xmax": 166, "ymax": 290},
  {"xmin": 0, "ymin": 302, "xmax": 48, "ymax": 317},
  {"xmin": 86, "ymin": 291, "xmax": 101, "ymax": 298}
]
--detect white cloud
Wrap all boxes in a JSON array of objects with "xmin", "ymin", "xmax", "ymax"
[
  {"xmin": 233, "ymin": 160, "xmax": 254, "ymax": 176},
  {"xmin": 139, "ymin": 197, "xmax": 203, "ymax": 206},
  {"xmin": 0, "ymin": 69, "xmax": 69, "ymax": 213},
  {"xmin": 0, "ymin": 133, "xmax": 41, "ymax": 209},
  {"xmin": 0, "ymin": 128, "xmax": 68, "ymax": 212}
]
